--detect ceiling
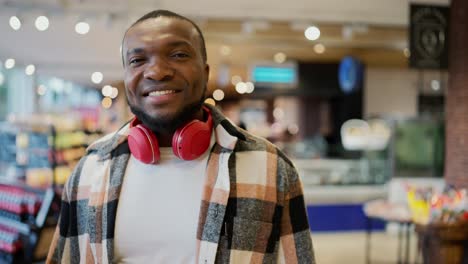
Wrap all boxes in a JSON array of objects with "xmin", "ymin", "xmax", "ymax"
[{"xmin": 0, "ymin": 0, "xmax": 450, "ymax": 89}]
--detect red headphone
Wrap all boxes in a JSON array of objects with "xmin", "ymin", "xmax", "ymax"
[{"xmin": 128, "ymin": 106, "xmax": 213, "ymax": 164}]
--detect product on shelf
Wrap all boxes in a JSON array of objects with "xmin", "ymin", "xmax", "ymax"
[
  {"xmin": 406, "ymin": 185, "xmax": 468, "ymax": 225},
  {"xmin": 0, "ymin": 117, "xmax": 101, "ymax": 189},
  {"xmin": 0, "ymin": 115, "xmax": 102, "ymax": 263},
  {"xmin": 0, "ymin": 181, "xmax": 57, "ymax": 263},
  {"xmin": 54, "ymin": 166, "xmax": 73, "ymax": 185},
  {"xmin": 25, "ymin": 169, "xmax": 53, "ymax": 189},
  {"xmin": 0, "ymin": 225, "xmax": 21, "ymax": 254}
]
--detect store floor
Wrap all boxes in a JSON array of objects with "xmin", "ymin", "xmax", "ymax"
[
  {"xmin": 312, "ymin": 231, "xmax": 419, "ymax": 264},
  {"xmin": 35, "ymin": 231, "xmax": 418, "ymax": 264}
]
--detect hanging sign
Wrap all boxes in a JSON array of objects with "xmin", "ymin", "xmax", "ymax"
[{"xmin": 409, "ymin": 4, "xmax": 449, "ymax": 69}]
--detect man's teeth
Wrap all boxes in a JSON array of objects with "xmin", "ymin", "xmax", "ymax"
[{"xmin": 148, "ymin": 90, "xmax": 176, "ymax": 96}]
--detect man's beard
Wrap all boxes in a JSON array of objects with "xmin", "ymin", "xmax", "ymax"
[{"xmin": 128, "ymin": 97, "xmax": 205, "ymax": 135}]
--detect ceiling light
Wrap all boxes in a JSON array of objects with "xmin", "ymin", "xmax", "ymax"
[
  {"xmin": 314, "ymin": 44, "xmax": 326, "ymax": 54},
  {"xmin": 9, "ymin": 16, "xmax": 21, "ymax": 31},
  {"xmin": 213, "ymin": 89, "xmax": 225, "ymax": 101},
  {"xmin": 273, "ymin": 107, "xmax": 285, "ymax": 120},
  {"xmin": 109, "ymin": 87, "xmax": 119, "ymax": 99},
  {"xmin": 305, "ymin": 26, "xmax": 320, "ymax": 41},
  {"xmin": 35, "ymin": 16, "xmax": 50, "ymax": 31},
  {"xmin": 37, "ymin": 85, "xmax": 47, "ymax": 96},
  {"xmin": 235, "ymin": 82, "xmax": 247, "ymax": 94},
  {"xmin": 404, "ymin": 48, "xmax": 410, "ymax": 58},
  {"xmin": 204, "ymin": 98, "xmax": 216, "ymax": 106},
  {"xmin": 245, "ymin": 82, "xmax": 255, "ymax": 93},
  {"xmin": 274, "ymin": 52, "xmax": 287, "ymax": 64},
  {"xmin": 288, "ymin": 124, "xmax": 299, "ymax": 135},
  {"xmin": 75, "ymin": 22, "xmax": 90, "ymax": 35},
  {"xmin": 342, "ymin": 25, "xmax": 353, "ymax": 40},
  {"xmin": 231, "ymin": 75, "xmax": 242, "ymax": 86},
  {"xmin": 220, "ymin": 45, "xmax": 231, "ymax": 56},
  {"xmin": 102, "ymin": 85, "xmax": 112, "ymax": 97},
  {"xmin": 91, "ymin": 72, "xmax": 103, "ymax": 84},
  {"xmin": 101, "ymin": 97, "xmax": 112, "ymax": 108},
  {"xmin": 25, "ymin": 64, "xmax": 36, "ymax": 75},
  {"xmin": 431, "ymin": 80, "xmax": 440, "ymax": 91},
  {"xmin": 5, "ymin": 59, "xmax": 15, "ymax": 69}
]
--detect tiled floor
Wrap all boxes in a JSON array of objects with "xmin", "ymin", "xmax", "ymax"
[{"xmin": 312, "ymin": 231, "xmax": 420, "ymax": 264}]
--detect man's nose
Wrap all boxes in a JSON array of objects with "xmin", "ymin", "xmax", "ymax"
[{"xmin": 143, "ymin": 59, "xmax": 174, "ymax": 81}]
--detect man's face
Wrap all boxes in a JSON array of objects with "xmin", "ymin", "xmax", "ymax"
[{"xmin": 123, "ymin": 17, "xmax": 209, "ymax": 132}]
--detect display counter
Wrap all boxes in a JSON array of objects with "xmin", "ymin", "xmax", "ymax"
[{"xmin": 294, "ymin": 158, "xmax": 388, "ymax": 232}]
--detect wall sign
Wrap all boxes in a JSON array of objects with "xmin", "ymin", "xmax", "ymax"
[
  {"xmin": 409, "ymin": 4, "xmax": 449, "ymax": 69},
  {"xmin": 250, "ymin": 61, "xmax": 298, "ymax": 88}
]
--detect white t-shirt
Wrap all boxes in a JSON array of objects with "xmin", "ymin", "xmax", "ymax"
[{"xmin": 114, "ymin": 135, "xmax": 214, "ymax": 264}]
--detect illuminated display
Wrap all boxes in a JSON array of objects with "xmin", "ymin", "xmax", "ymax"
[{"xmin": 250, "ymin": 63, "xmax": 297, "ymax": 87}]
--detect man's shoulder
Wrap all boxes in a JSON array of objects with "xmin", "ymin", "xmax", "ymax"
[
  {"xmin": 235, "ymin": 129, "xmax": 295, "ymax": 170},
  {"xmin": 85, "ymin": 123, "xmax": 131, "ymax": 157},
  {"xmin": 86, "ymin": 130, "xmax": 119, "ymax": 153},
  {"xmin": 63, "ymin": 128, "xmax": 129, "ymax": 191}
]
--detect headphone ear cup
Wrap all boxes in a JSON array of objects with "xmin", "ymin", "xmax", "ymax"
[
  {"xmin": 128, "ymin": 124, "xmax": 160, "ymax": 164},
  {"xmin": 172, "ymin": 120, "xmax": 212, "ymax": 161}
]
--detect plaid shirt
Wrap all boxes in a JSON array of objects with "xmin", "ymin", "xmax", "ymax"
[{"xmin": 47, "ymin": 104, "xmax": 315, "ymax": 264}]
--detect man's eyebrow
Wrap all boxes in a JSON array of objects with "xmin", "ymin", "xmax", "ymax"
[
  {"xmin": 126, "ymin": 48, "xmax": 145, "ymax": 57},
  {"xmin": 166, "ymin": 40, "xmax": 193, "ymax": 49},
  {"xmin": 125, "ymin": 40, "xmax": 196, "ymax": 59}
]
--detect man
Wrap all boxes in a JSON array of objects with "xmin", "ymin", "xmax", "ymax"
[{"xmin": 47, "ymin": 10, "xmax": 315, "ymax": 264}]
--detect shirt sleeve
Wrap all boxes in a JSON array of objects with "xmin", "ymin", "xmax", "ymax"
[
  {"xmin": 46, "ymin": 156, "xmax": 88, "ymax": 264},
  {"xmin": 277, "ymin": 161, "xmax": 316, "ymax": 264},
  {"xmin": 46, "ymin": 184, "xmax": 71, "ymax": 263}
]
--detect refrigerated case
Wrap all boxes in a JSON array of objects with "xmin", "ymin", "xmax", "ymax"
[{"xmin": 294, "ymin": 157, "xmax": 387, "ymax": 231}]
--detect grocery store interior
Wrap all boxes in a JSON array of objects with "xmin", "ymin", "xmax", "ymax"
[{"xmin": 1, "ymin": 0, "xmax": 467, "ymax": 263}]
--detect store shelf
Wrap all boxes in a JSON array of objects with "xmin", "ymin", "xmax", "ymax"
[{"xmin": 0, "ymin": 216, "xmax": 30, "ymax": 235}]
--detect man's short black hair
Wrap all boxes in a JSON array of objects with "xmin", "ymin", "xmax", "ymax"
[{"xmin": 121, "ymin": 10, "xmax": 207, "ymax": 65}]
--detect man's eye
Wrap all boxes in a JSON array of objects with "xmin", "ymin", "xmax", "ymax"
[
  {"xmin": 129, "ymin": 58, "xmax": 144, "ymax": 65},
  {"xmin": 172, "ymin": 52, "xmax": 189, "ymax": 58}
]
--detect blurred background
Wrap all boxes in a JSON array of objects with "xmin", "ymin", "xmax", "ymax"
[{"xmin": 1, "ymin": 0, "xmax": 468, "ymax": 263}]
